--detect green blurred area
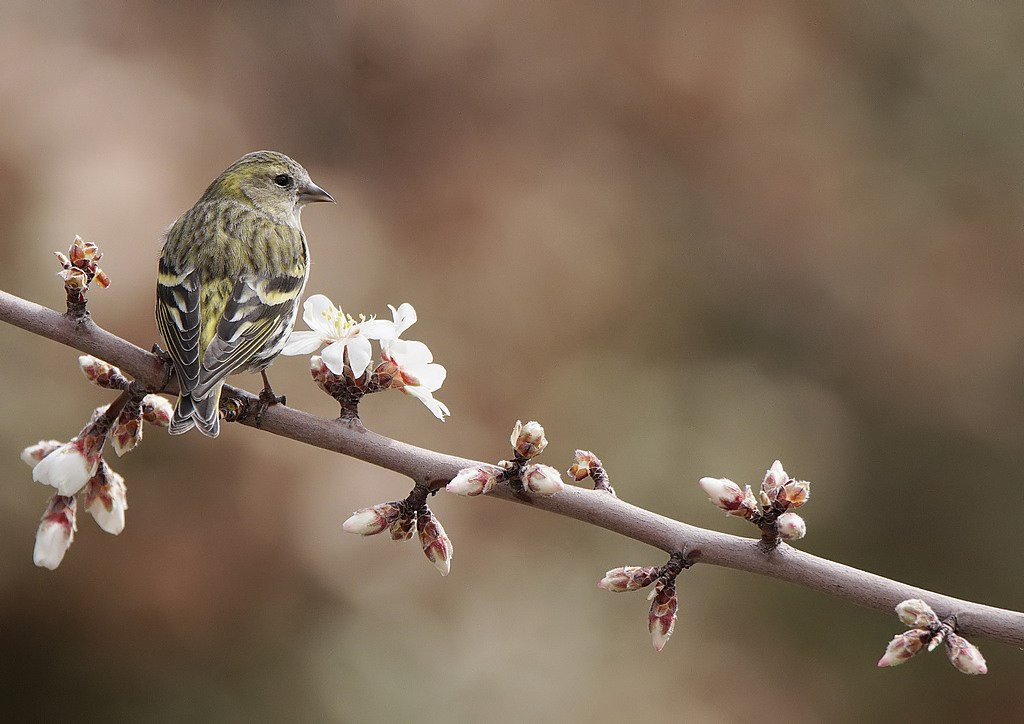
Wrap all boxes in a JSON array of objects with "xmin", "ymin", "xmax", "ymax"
[{"xmin": 0, "ymin": 1, "xmax": 1022, "ymax": 721}]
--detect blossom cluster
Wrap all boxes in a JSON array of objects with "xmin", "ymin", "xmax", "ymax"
[
  {"xmin": 282, "ymin": 295, "xmax": 448, "ymax": 420},
  {"xmin": 597, "ymin": 552, "xmax": 690, "ymax": 651},
  {"xmin": 877, "ymin": 599, "xmax": 987, "ymax": 675},
  {"xmin": 446, "ymin": 420, "xmax": 564, "ymax": 497},
  {"xmin": 699, "ymin": 460, "xmax": 810, "ymax": 542},
  {"xmin": 342, "ymin": 500, "xmax": 454, "ymax": 577},
  {"xmin": 22, "ymin": 356, "xmax": 173, "ymax": 569},
  {"xmin": 56, "ymin": 235, "xmax": 109, "ymax": 319}
]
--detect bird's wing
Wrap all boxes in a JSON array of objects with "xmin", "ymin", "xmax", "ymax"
[
  {"xmin": 191, "ymin": 271, "xmax": 306, "ymax": 399},
  {"xmin": 156, "ymin": 258, "xmax": 202, "ymax": 395}
]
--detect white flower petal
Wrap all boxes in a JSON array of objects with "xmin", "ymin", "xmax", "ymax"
[
  {"xmin": 281, "ymin": 330, "xmax": 326, "ymax": 356},
  {"xmin": 388, "ymin": 302, "xmax": 417, "ymax": 337},
  {"xmin": 32, "ymin": 444, "xmax": 96, "ymax": 496},
  {"xmin": 414, "ymin": 363, "xmax": 447, "ymax": 391},
  {"xmin": 346, "ymin": 336, "xmax": 374, "ymax": 378},
  {"xmin": 33, "ymin": 519, "xmax": 72, "ymax": 570},
  {"xmin": 359, "ymin": 318, "xmax": 398, "ymax": 342},
  {"xmin": 403, "ymin": 385, "xmax": 450, "ymax": 420},
  {"xmin": 301, "ymin": 294, "xmax": 336, "ymax": 333},
  {"xmin": 319, "ymin": 341, "xmax": 349, "ymax": 375}
]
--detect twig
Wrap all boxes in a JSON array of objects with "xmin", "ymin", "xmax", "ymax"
[{"xmin": 1, "ymin": 287, "xmax": 1022, "ymax": 648}]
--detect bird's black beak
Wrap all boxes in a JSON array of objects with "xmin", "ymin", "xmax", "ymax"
[{"xmin": 299, "ymin": 181, "xmax": 335, "ymax": 204}]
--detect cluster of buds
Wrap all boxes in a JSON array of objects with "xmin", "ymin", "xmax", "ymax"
[
  {"xmin": 309, "ymin": 351, "xmax": 450, "ymax": 425},
  {"xmin": 283, "ymin": 296, "xmax": 449, "ymax": 422},
  {"xmin": 309, "ymin": 355, "xmax": 383, "ymax": 422},
  {"xmin": 878, "ymin": 599, "xmax": 987, "ymax": 675},
  {"xmin": 342, "ymin": 496, "xmax": 454, "ymax": 576},
  {"xmin": 567, "ymin": 449, "xmax": 614, "ymax": 493},
  {"xmin": 597, "ymin": 552, "xmax": 689, "ymax": 651},
  {"xmin": 56, "ymin": 236, "xmax": 109, "ymax": 320},
  {"xmin": 699, "ymin": 460, "xmax": 810, "ymax": 544},
  {"xmin": 447, "ymin": 420, "xmax": 564, "ymax": 498},
  {"xmin": 22, "ymin": 356, "xmax": 173, "ymax": 569}
]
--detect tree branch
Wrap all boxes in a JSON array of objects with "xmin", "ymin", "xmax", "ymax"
[{"xmin": 2, "ymin": 287, "xmax": 1022, "ymax": 649}]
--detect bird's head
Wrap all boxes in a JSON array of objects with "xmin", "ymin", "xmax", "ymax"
[{"xmin": 202, "ymin": 150, "xmax": 334, "ymax": 224}]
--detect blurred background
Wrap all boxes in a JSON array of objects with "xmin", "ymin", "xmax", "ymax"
[{"xmin": 0, "ymin": 1, "xmax": 1022, "ymax": 721}]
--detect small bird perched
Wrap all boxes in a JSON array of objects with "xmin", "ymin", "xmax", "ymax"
[{"xmin": 156, "ymin": 150, "xmax": 334, "ymax": 437}]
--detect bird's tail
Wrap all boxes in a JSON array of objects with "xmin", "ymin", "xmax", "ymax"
[{"xmin": 168, "ymin": 387, "xmax": 222, "ymax": 438}]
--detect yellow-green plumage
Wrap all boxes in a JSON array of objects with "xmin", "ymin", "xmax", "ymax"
[{"xmin": 156, "ymin": 150, "xmax": 333, "ymax": 437}]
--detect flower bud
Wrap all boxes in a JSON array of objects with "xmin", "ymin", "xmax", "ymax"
[
  {"xmin": 33, "ymin": 495, "xmax": 77, "ymax": 570},
  {"xmin": 598, "ymin": 566, "xmax": 659, "ymax": 593},
  {"xmin": 447, "ymin": 465, "xmax": 503, "ymax": 496},
  {"xmin": 93, "ymin": 268, "xmax": 110, "ymax": 288},
  {"xmin": 69, "ymin": 235, "xmax": 101, "ymax": 263},
  {"xmin": 78, "ymin": 355, "xmax": 128, "ymax": 389},
  {"xmin": 84, "ymin": 463, "xmax": 128, "ymax": 535},
  {"xmin": 342, "ymin": 502, "xmax": 403, "ymax": 536},
  {"xmin": 895, "ymin": 599, "xmax": 939, "ymax": 629},
  {"xmin": 111, "ymin": 404, "xmax": 143, "ymax": 457},
  {"xmin": 21, "ymin": 440, "xmax": 63, "ymax": 467},
  {"xmin": 648, "ymin": 582, "xmax": 678, "ymax": 651},
  {"xmin": 778, "ymin": 479, "xmax": 811, "ymax": 509},
  {"xmin": 567, "ymin": 450, "xmax": 598, "ymax": 482},
  {"xmin": 698, "ymin": 476, "xmax": 746, "ymax": 512},
  {"xmin": 417, "ymin": 508, "xmax": 454, "ymax": 576},
  {"xmin": 521, "ymin": 464, "xmax": 564, "ymax": 496},
  {"xmin": 944, "ymin": 633, "xmax": 987, "ymax": 675},
  {"xmin": 877, "ymin": 630, "xmax": 928, "ymax": 667},
  {"xmin": 761, "ymin": 460, "xmax": 789, "ymax": 497},
  {"xmin": 510, "ymin": 420, "xmax": 547, "ymax": 459},
  {"xmin": 777, "ymin": 512, "xmax": 807, "ymax": 540},
  {"xmin": 31, "ymin": 438, "xmax": 101, "ymax": 496},
  {"xmin": 141, "ymin": 395, "xmax": 174, "ymax": 427}
]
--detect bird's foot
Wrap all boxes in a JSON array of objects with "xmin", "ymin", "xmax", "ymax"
[{"xmin": 255, "ymin": 370, "xmax": 286, "ymax": 429}]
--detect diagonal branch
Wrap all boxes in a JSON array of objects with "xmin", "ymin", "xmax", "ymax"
[{"xmin": 2, "ymin": 287, "xmax": 1022, "ymax": 648}]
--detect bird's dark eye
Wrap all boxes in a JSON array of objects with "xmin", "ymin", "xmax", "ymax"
[{"xmin": 273, "ymin": 174, "xmax": 293, "ymax": 188}]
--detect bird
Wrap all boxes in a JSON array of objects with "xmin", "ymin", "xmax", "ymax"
[{"xmin": 155, "ymin": 150, "xmax": 334, "ymax": 437}]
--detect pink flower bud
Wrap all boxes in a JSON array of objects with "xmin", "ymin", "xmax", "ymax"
[
  {"xmin": 446, "ymin": 465, "xmax": 503, "ymax": 496},
  {"xmin": 141, "ymin": 395, "xmax": 174, "ymax": 427},
  {"xmin": 648, "ymin": 582, "xmax": 678, "ymax": 651},
  {"xmin": 111, "ymin": 405, "xmax": 143, "ymax": 457},
  {"xmin": 31, "ymin": 438, "xmax": 100, "ymax": 496},
  {"xmin": 698, "ymin": 476, "xmax": 746, "ymax": 512},
  {"xmin": 945, "ymin": 633, "xmax": 987, "ymax": 675},
  {"xmin": 761, "ymin": 460, "xmax": 789, "ymax": 497},
  {"xmin": 21, "ymin": 440, "xmax": 63, "ymax": 467},
  {"xmin": 33, "ymin": 495, "xmax": 77, "ymax": 570},
  {"xmin": 418, "ymin": 509, "xmax": 454, "ymax": 576},
  {"xmin": 895, "ymin": 599, "xmax": 939, "ymax": 629},
  {"xmin": 78, "ymin": 355, "xmax": 128, "ymax": 389},
  {"xmin": 342, "ymin": 502, "xmax": 403, "ymax": 536},
  {"xmin": 69, "ymin": 235, "xmax": 96, "ymax": 263},
  {"xmin": 567, "ymin": 450, "xmax": 598, "ymax": 481},
  {"xmin": 779, "ymin": 479, "xmax": 811, "ymax": 509},
  {"xmin": 84, "ymin": 463, "xmax": 128, "ymax": 535},
  {"xmin": 510, "ymin": 420, "xmax": 548, "ymax": 459},
  {"xmin": 777, "ymin": 512, "xmax": 806, "ymax": 540},
  {"xmin": 877, "ymin": 630, "xmax": 929, "ymax": 667},
  {"xmin": 521, "ymin": 464, "xmax": 564, "ymax": 496},
  {"xmin": 598, "ymin": 566, "xmax": 659, "ymax": 592}
]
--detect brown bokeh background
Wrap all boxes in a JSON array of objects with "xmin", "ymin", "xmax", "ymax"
[{"xmin": 1, "ymin": 2, "xmax": 1022, "ymax": 721}]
